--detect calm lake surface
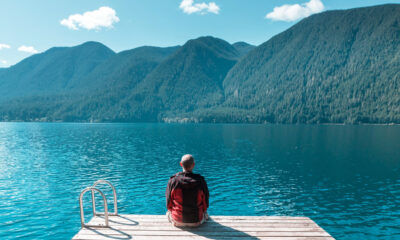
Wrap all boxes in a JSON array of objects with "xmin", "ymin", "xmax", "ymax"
[{"xmin": 0, "ymin": 123, "xmax": 399, "ymax": 239}]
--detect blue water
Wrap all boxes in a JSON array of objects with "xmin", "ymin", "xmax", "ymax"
[{"xmin": 0, "ymin": 123, "xmax": 400, "ymax": 239}]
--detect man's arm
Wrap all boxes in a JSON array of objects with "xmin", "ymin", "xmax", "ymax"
[
  {"xmin": 166, "ymin": 178, "xmax": 173, "ymax": 210},
  {"xmin": 165, "ymin": 178, "xmax": 172, "ymax": 210},
  {"xmin": 202, "ymin": 177, "xmax": 209, "ymax": 209}
]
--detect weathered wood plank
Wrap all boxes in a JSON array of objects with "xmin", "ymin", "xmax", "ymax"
[
  {"xmin": 73, "ymin": 236, "xmax": 334, "ymax": 240},
  {"xmin": 90, "ymin": 219, "xmax": 316, "ymax": 225},
  {"xmin": 91, "ymin": 220, "xmax": 319, "ymax": 225},
  {"xmin": 72, "ymin": 214, "xmax": 334, "ymax": 240},
  {"xmin": 90, "ymin": 221, "xmax": 319, "ymax": 229},
  {"xmin": 97, "ymin": 214, "xmax": 310, "ymax": 220},
  {"xmin": 94, "ymin": 215, "xmax": 311, "ymax": 220},
  {"xmin": 90, "ymin": 216, "xmax": 315, "ymax": 223},
  {"xmin": 78, "ymin": 227, "xmax": 325, "ymax": 233},
  {"xmin": 74, "ymin": 230, "xmax": 330, "ymax": 237}
]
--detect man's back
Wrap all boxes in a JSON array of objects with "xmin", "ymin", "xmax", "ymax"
[{"xmin": 166, "ymin": 171, "xmax": 209, "ymax": 223}]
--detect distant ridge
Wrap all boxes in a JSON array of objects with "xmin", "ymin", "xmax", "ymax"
[
  {"xmin": 0, "ymin": 4, "xmax": 399, "ymax": 123},
  {"xmin": 0, "ymin": 41, "xmax": 115, "ymax": 100}
]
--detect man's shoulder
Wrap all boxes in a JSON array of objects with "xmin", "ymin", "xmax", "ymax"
[
  {"xmin": 194, "ymin": 173, "xmax": 204, "ymax": 178},
  {"xmin": 169, "ymin": 172, "xmax": 206, "ymax": 181},
  {"xmin": 192, "ymin": 173, "xmax": 206, "ymax": 181},
  {"xmin": 169, "ymin": 172, "xmax": 180, "ymax": 179}
]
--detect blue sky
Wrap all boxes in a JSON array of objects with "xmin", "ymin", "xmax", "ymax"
[{"xmin": 0, "ymin": 0, "xmax": 398, "ymax": 67}]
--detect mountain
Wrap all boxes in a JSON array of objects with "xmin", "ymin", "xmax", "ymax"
[
  {"xmin": 82, "ymin": 45, "xmax": 180, "ymax": 91},
  {"xmin": 232, "ymin": 42, "xmax": 256, "ymax": 57},
  {"xmin": 57, "ymin": 46, "xmax": 181, "ymax": 121},
  {"xmin": 219, "ymin": 4, "xmax": 400, "ymax": 124},
  {"xmin": 0, "ymin": 41, "xmax": 115, "ymax": 100},
  {"xmin": 0, "ymin": 4, "xmax": 399, "ymax": 123},
  {"xmin": 0, "ymin": 45, "xmax": 180, "ymax": 121},
  {"xmin": 8, "ymin": 37, "xmax": 240, "ymax": 122},
  {"xmin": 118, "ymin": 36, "xmax": 241, "ymax": 121}
]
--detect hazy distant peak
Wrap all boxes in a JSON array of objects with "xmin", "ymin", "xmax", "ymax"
[
  {"xmin": 183, "ymin": 36, "xmax": 240, "ymax": 59},
  {"xmin": 74, "ymin": 41, "xmax": 115, "ymax": 54},
  {"xmin": 232, "ymin": 42, "xmax": 256, "ymax": 57},
  {"xmin": 79, "ymin": 41, "xmax": 109, "ymax": 48},
  {"xmin": 119, "ymin": 45, "xmax": 180, "ymax": 54},
  {"xmin": 110, "ymin": 45, "xmax": 181, "ymax": 64},
  {"xmin": 192, "ymin": 35, "xmax": 220, "ymax": 41},
  {"xmin": 232, "ymin": 41, "xmax": 253, "ymax": 47},
  {"xmin": 42, "ymin": 41, "xmax": 115, "ymax": 56}
]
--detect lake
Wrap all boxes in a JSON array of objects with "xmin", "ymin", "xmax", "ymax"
[{"xmin": 0, "ymin": 123, "xmax": 399, "ymax": 239}]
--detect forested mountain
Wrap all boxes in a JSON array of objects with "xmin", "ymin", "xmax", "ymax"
[
  {"xmin": 219, "ymin": 4, "xmax": 400, "ymax": 123},
  {"xmin": 0, "ymin": 41, "xmax": 115, "ymax": 100},
  {"xmin": 0, "ymin": 69, "xmax": 5, "ymax": 79},
  {"xmin": 0, "ymin": 4, "xmax": 399, "ymax": 123},
  {"xmin": 81, "ymin": 46, "xmax": 180, "ymax": 91},
  {"xmin": 119, "ymin": 36, "xmax": 241, "ymax": 121},
  {"xmin": 57, "ymin": 46, "xmax": 181, "ymax": 121},
  {"xmin": 0, "ymin": 45, "xmax": 181, "ymax": 121}
]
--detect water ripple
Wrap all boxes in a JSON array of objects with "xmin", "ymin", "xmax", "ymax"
[{"xmin": 0, "ymin": 123, "xmax": 399, "ymax": 239}]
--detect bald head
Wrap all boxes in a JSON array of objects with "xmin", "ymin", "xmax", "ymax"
[{"xmin": 181, "ymin": 154, "xmax": 195, "ymax": 171}]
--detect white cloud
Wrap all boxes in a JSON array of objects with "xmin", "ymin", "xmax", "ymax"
[
  {"xmin": 0, "ymin": 60, "xmax": 7, "ymax": 65},
  {"xmin": 0, "ymin": 44, "xmax": 11, "ymax": 50},
  {"xmin": 266, "ymin": 0, "xmax": 324, "ymax": 22},
  {"xmin": 60, "ymin": 6, "xmax": 120, "ymax": 30},
  {"xmin": 180, "ymin": 0, "xmax": 220, "ymax": 15},
  {"xmin": 18, "ymin": 45, "xmax": 39, "ymax": 54}
]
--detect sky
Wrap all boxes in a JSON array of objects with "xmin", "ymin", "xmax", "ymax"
[{"xmin": 0, "ymin": 0, "xmax": 399, "ymax": 67}]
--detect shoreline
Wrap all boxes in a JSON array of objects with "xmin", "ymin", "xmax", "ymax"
[{"xmin": 0, "ymin": 121, "xmax": 399, "ymax": 126}]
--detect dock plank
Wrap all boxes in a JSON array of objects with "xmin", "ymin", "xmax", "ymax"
[
  {"xmin": 78, "ymin": 226, "xmax": 325, "ymax": 232},
  {"xmin": 72, "ymin": 214, "xmax": 334, "ymax": 240},
  {"xmin": 73, "ymin": 236, "xmax": 335, "ymax": 240}
]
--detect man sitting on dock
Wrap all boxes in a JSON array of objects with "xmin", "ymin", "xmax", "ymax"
[{"xmin": 166, "ymin": 154, "xmax": 209, "ymax": 227}]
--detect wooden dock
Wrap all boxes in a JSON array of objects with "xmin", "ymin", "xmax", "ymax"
[{"xmin": 72, "ymin": 214, "xmax": 334, "ymax": 240}]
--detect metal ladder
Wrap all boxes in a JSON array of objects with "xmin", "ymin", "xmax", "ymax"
[{"xmin": 79, "ymin": 180, "xmax": 118, "ymax": 228}]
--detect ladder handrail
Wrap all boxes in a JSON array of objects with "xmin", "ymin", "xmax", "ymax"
[
  {"xmin": 79, "ymin": 187, "xmax": 109, "ymax": 228},
  {"xmin": 92, "ymin": 180, "xmax": 118, "ymax": 216}
]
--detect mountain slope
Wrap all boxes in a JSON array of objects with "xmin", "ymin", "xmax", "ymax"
[
  {"xmin": 58, "ymin": 46, "xmax": 181, "ymax": 121},
  {"xmin": 0, "ymin": 45, "xmax": 180, "ymax": 121},
  {"xmin": 220, "ymin": 4, "xmax": 400, "ymax": 123},
  {"xmin": 82, "ymin": 45, "xmax": 180, "ymax": 91},
  {"xmin": 121, "ymin": 36, "xmax": 241, "ymax": 121},
  {"xmin": 0, "ymin": 41, "xmax": 115, "ymax": 100}
]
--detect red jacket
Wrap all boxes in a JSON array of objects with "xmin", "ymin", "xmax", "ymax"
[{"xmin": 166, "ymin": 172, "xmax": 209, "ymax": 223}]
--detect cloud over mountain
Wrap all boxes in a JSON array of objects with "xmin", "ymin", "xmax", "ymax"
[
  {"xmin": 18, "ymin": 45, "xmax": 38, "ymax": 54},
  {"xmin": 266, "ymin": 0, "xmax": 324, "ymax": 22},
  {"xmin": 60, "ymin": 6, "xmax": 120, "ymax": 30}
]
